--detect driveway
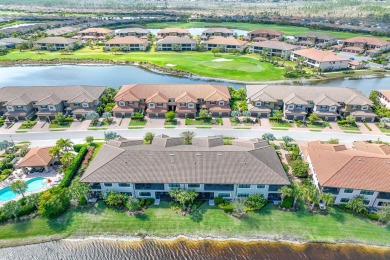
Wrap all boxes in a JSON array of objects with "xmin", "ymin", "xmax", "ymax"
[
  {"xmin": 30, "ymin": 120, "xmax": 49, "ymax": 132},
  {"xmin": 337, "ymin": 52, "xmax": 380, "ymax": 68},
  {"xmin": 69, "ymin": 119, "xmax": 91, "ymax": 131}
]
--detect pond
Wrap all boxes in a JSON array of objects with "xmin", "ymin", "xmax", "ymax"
[{"xmin": 0, "ymin": 65, "xmax": 389, "ymax": 95}]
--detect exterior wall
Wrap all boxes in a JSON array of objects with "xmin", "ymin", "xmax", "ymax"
[
  {"xmin": 290, "ymin": 53, "xmax": 349, "ymax": 71},
  {"xmin": 36, "ymin": 42, "xmax": 75, "ymax": 51},
  {"xmin": 68, "ymin": 101, "xmax": 94, "ymax": 110},
  {"xmin": 157, "ymin": 43, "xmax": 196, "ymax": 51},
  {"xmin": 203, "ymin": 43, "xmax": 246, "ymax": 52},
  {"xmin": 105, "ymin": 43, "xmax": 148, "ymax": 51},
  {"xmin": 90, "ymin": 182, "xmax": 284, "ymax": 201},
  {"xmin": 379, "ymin": 92, "xmax": 390, "ymax": 109},
  {"xmin": 249, "ymin": 45, "xmax": 293, "ymax": 58}
]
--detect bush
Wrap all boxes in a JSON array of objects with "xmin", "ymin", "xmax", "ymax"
[
  {"xmin": 131, "ymin": 112, "xmax": 144, "ymax": 121},
  {"xmin": 290, "ymin": 160, "xmax": 309, "ymax": 178},
  {"xmin": 59, "ymin": 146, "xmax": 88, "ymax": 188},
  {"xmin": 140, "ymin": 198, "xmax": 155, "ymax": 207},
  {"xmin": 367, "ymin": 213, "xmax": 380, "ymax": 221},
  {"xmin": 73, "ymin": 144, "xmax": 84, "ymax": 152},
  {"xmin": 104, "ymin": 190, "xmax": 127, "ymax": 208},
  {"xmin": 214, "ymin": 197, "xmax": 228, "ymax": 206},
  {"xmin": 219, "ymin": 203, "xmax": 234, "ymax": 214},
  {"xmin": 279, "ymin": 197, "xmax": 293, "ymax": 209},
  {"xmin": 195, "ymin": 115, "xmax": 212, "ymax": 121},
  {"xmin": 38, "ymin": 188, "xmax": 70, "ymax": 218},
  {"xmin": 245, "ymin": 194, "xmax": 267, "ymax": 210}
]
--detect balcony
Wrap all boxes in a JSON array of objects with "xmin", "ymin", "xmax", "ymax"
[{"xmin": 204, "ymin": 184, "xmax": 234, "ymax": 191}]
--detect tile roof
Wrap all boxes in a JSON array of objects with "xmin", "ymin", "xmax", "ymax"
[
  {"xmin": 116, "ymin": 28, "xmax": 150, "ymax": 34},
  {"xmin": 79, "ymin": 28, "xmax": 114, "ymax": 34},
  {"xmin": 146, "ymin": 92, "xmax": 169, "ymax": 103},
  {"xmin": 246, "ymin": 85, "xmax": 372, "ymax": 106},
  {"xmin": 18, "ymin": 147, "xmax": 53, "ymax": 167},
  {"xmin": 292, "ymin": 48, "xmax": 349, "ymax": 62},
  {"xmin": 157, "ymin": 36, "xmax": 196, "ymax": 44},
  {"xmin": 157, "ymin": 28, "xmax": 190, "ymax": 34},
  {"xmin": 248, "ymin": 29, "xmax": 283, "ymax": 36},
  {"xmin": 35, "ymin": 93, "xmax": 62, "ymax": 105},
  {"xmin": 176, "ymin": 92, "xmax": 197, "ymax": 103},
  {"xmin": 250, "ymin": 40, "xmax": 298, "ymax": 51},
  {"xmin": 379, "ymin": 90, "xmax": 390, "ymax": 100},
  {"xmin": 0, "ymin": 86, "xmax": 106, "ymax": 105},
  {"xmin": 307, "ymin": 141, "xmax": 390, "ymax": 192},
  {"xmin": 203, "ymin": 36, "xmax": 246, "ymax": 46},
  {"xmin": 80, "ymin": 136, "xmax": 290, "ymax": 185},
  {"xmin": 106, "ymin": 37, "xmax": 148, "ymax": 45},
  {"xmin": 202, "ymin": 28, "xmax": 234, "ymax": 34},
  {"xmin": 343, "ymin": 37, "xmax": 390, "ymax": 47},
  {"xmin": 35, "ymin": 37, "xmax": 79, "ymax": 44},
  {"xmin": 297, "ymin": 32, "xmax": 337, "ymax": 40},
  {"xmin": 115, "ymin": 84, "xmax": 230, "ymax": 102},
  {"xmin": 354, "ymin": 141, "xmax": 390, "ymax": 155}
]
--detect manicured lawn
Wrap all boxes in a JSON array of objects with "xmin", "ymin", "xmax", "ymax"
[
  {"xmin": 270, "ymin": 121, "xmax": 292, "ymax": 128},
  {"xmin": 18, "ymin": 120, "xmax": 36, "ymax": 129},
  {"xmin": 49, "ymin": 122, "xmax": 72, "ymax": 129},
  {"xmin": 164, "ymin": 120, "xmax": 178, "ymax": 126},
  {"xmin": 0, "ymin": 49, "xmax": 285, "ymax": 81},
  {"xmin": 185, "ymin": 118, "xmax": 214, "ymax": 126},
  {"xmin": 376, "ymin": 124, "xmax": 390, "ymax": 133},
  {"xmin": 129, "ymin": 120, "xmax": 146, "ymax": 127},
  {"xmin": 337, "ymin": 123, "xmax": 360, "ymax": 131},
  {"xmin": 145, "ymin": 22, "xmax": 390, "ymax": 40},
  {"xmin": 0, "ymin": 202, "xmax": 389, "ymax": 246},
  {"xmin": 306, "ymin": 122, "xmax": 326, "ymax": 129}
]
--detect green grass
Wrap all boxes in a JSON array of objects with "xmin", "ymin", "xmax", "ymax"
[
  {"xmin": 270, "ymin": 121, "xmax": 292, "ymax": 128},
  {"xmin": 344, "ymin": 131, "xmax": 362, "ymax": 134},
  {"xmin": 87, "ymin": 127, "xmax": 108, "ymax": 130},
  {"xmin": 196, "ymin": 126, "xmax": 213, "ymax": 129},
  {"xmin": 0, "ymin": 202, "xmax": 389, "ymax": 246},
  {"xmin": 185, "ymin": 118, "xmax": 214, "ymax": 126},
  {"xmin": 49, "ymin": 122, "xmax": 72, "ymax": 129},
  {"xmin": 306, "ymin": 122, "xmax": 326, "ymax": 129},
  {"xmin": 309, "ymin": 129, "xmax": 323, "ymax": 132},
  {"xmin": 15, "ymin": 130, "xmax": 29, "ymax": 133},
  {"xmin": 164, "ymin": 126, "xmax": 176, "ymax": 128},
  {"xmin": 145, "ymin": 22, "xmax": 390, "ymax": 40},
  {"xmin": 234, "ymin": 127, "xmax": 251, "ymax": 129},
  {"xmin": 271, "ymin": 128, "xmax": 289, "ymax": 130},
  {"xmin": 337, "ymin": 123, "xmax": 360, "ymax": 131},
  {"xmin": 18, "ymin": 120, "xmax": 36, "ymax": 130},
  {"xmin": 0, "ymin": 48, "xmax": 285, "ymax": 81},
  {"xmin": 164, "ymin": 120, "xmax": 178, "ymax": 126},
  {"xmin": 376, "ymin": 124, "xmax": 390, "ymax": 133},
  {"xmin": 129, "ymin": 120, "xmax": 147, "ymax": 127}
]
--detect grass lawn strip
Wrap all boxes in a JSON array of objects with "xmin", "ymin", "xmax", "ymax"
[
  {"xmin": 129, "ymin": 120, "xmax": 147, "ymax": 127},
  {"xmin": 49, "ymin": 122, "xmax": 72, "ymax": 129},
  {"xmin": 271, "ymin": 128, "xmax": 289, "ymax": 130},
  {"xmin": 0, "ymin": 202, "xmax": 389, "ymax": 246},
  {"xmin": 344, "ymin": 131, "xmax": 362, "ymax": 134},
  {"xmin": 185, "ymin": 118, "xmax": 214, "ymax": 126},
  {"xmin": 270, "ymin": 121, "xmax": 292, "ymax": 128}
]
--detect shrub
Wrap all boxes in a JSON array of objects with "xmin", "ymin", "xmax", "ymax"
[
  {"xmin": 290, "ymin": 160, "xmax": 309, "ymax": 178},
  {"xmin": 38, "ymin": 188, "xmax": 70, "ymax": 218},
  {"xmin": 59, "ymin": 146, "xmax": 88, "ymax": 188},
  {"xmin": 367, "ymin": 213, "xmax": 380, "ymax": 221},
  {"xmin": 214, "ymin": 197, "xmax": 228, "ymax": 206},
  {"xmin": 245, "ymin": 194, "xmax": 267, "ymax": 210},
  {"xmin": 126, "ymin": 197, "xmax": 141, "ymax": 211},
  {"xmin": 73, "ymin": 144, "xmax": 84, "ymax": 152},
  {"xmin": 219, "ymin": 203, "xmax": 234, "ymax": 214},
  {"xmin": 140, "ymin": 198, "xmax": 155, "ymax": 207},
  {"xmin": 104, "ymin": 190, "xmax": 126, "ymax": 208},
  {"xmin": 131, "ymin": 112, "xmax": 144, "ymax": 121},
  {"xmin": 195, "ymin": 115, "xmax": 212, "ymax": 121},
  {"xmin": 279, "ymin": 197, "xmax": 293, "ymax": 209}
]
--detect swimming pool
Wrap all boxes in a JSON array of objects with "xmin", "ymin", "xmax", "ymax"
[{"xmin": 0, "ymin": 177, "xmax": 48, "ymax": 202}]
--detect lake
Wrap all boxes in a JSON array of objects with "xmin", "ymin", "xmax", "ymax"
[
  {"xmin": 0, "ymin": 65, "xmax": 389, "ymax": 95},
  {"xmin": 0, "ymin": 238, "xmax": 389, "ymax": 260}
]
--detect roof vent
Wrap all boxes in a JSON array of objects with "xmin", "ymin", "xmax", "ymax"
[
  {"xmin": 149, "ymin": 153, "xmax": 154, "ymax": 156},
  {"xmin": 217, "ymin": 153, "xmax": 223, "ymax": 156},
  {"xmin": 170, "ymin": 154, "xmax": 175, "ymax": 156},
  {"xmin": 196, "ymin": 153, "xmax": 202, "ymax": 156}
]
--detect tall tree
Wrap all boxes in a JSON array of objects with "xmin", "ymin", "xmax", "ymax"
[
  {"xmin": 181, "ymin": 131, "xmax": 196, "ymax": 145},
  {"xmin": 320, "ymin": 193, "xmax": 335, "ymax": 207},
  {"xmin": 10, "ymin": 180, "xmax": 28, "ymax": 198},
  {"xmin": 49, "ymin": 145, "xmax": 62, "ymax": 161},
  {"xmin": 56, "ymin": 138, "xmax": 73, "ymax": 152}
]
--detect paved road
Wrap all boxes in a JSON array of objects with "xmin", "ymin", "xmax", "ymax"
[{"xmin": 1, "ymin": 128, "xmax": 389, "ymax": 146}]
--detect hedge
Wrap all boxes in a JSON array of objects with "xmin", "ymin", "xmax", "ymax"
[
  {"xmin": 73, "ymin": 144, "xmax": 84, "ymax": 152},
  {"xmin": 59, "ymin": 145, "xmax": 88, "ymax": 188},
  {"xmin": 195, "ymin": 116, "xmax": 212, "ymax": 121}
]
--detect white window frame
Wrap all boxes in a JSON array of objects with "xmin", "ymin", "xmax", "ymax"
[
  {"xmin": 188, "ymin": 103, "xmax": 194, "ymax": 108},
  {"xmin": 255, "ymin": 102, "xmax": 261, "ymax": 106},
  {"xmin": 48, "ymin": 105, "xmax": 56, "ymax": 111},
  {"xmin": 238, "ymin": 184, "xmax": 251, "ymax": 189},
  {"xmin": 218, "ymin": 193, "xmax": 231, "ymax": 199},
  {"xmin": 218, "ymin": 101, "xmax": 225, "ymax": 106},
  {"xmin": 361, "ymin": 105, "xmax": 368, "ymax": 110},
  {"xmin": 138, "ymin": 191, "xmax": 152, "ymax": 197},
  {"xmin": 119, "ymin": 101, "xmax": 125, "ymax": 106},
  {"xmin": 128, "ymin": 101, "xmax": 133, "ymax": 105},
  {"xmin": 180, "ymin": 102, "xmax": 186, "ymax": 107},
  {"xmin": 149, "ymin": 103, "xmax": 155, "ymax": 108},
  {"xmin": 210, "ymin": 101, "xmax": 216, "ymax": 105},
  {"xmin": 329, "ymin": 106, "xmax": 337, "ymax": 112},
  {"xmin": 287, "ymin": 104, "xmax": 294, "ymax": 110},
  {"xmin": 168, "ymin": 183, "xmax": 181, "ymax": 189},
  {"xmin": 82, "ymin": 103, "xmax": 89, "ymax": 108},
  {"xmin": 6, "ymin": 106, "xmax": 14, "ymax": 111},
  {"xmin": 156, "ymin": 102, "xmax": 164, "ymax": 107}
]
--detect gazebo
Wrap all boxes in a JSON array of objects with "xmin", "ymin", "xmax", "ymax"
[{"xmin": 17, "ymin": 147, "xmax": 55, "ymax": 172}]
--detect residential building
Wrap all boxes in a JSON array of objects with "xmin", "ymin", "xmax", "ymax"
[
  {"xmin": 293, "ymin": 32, "xmax": 338, "ymax": 48},
  {"xmin": 305, "ymin": 141, "xmax": 390, "ymax": 208},
  {"xmin": 45, "ymin": 26, "xmax": 81, "ymax": 36},
  {"xmin": 0, "ymin": 37, "xmax": 27, "ymax": 49},
  {"xmin": 156, "ymin": 36, "xmax": 197, "ymax": 51},
  {"xmin": 340, "ymin": 37, "xmax": 390, "ymax": 56},
  {"xmin": 76, "ymin": 28, "xmax": 114, "ymax": 41},
  {"xmin": 157, "ymin": 28, "xmax": 190, "ymax": 38},
  {"xmin": 201, "ymin": 28, "xmax": 234, "ymax": 40},
  {"xmin": 115, "ymin": 28, "xmax": 150, "ymax": 38},
  {"xmin": 105, "ymin": 37, "xmax": 149, "ymax": 51},
  {"xmin": 249, "ymin": 40, "xmax": 300, "ymax": 58},
  {"xmin": 247, "ymin": 29, "xmax": 282, "ymax": 40},
  {"xmin": 0, "ymin": 86, "xmax": 106, "ymax": 120},
  {"xmin": 202, "ymin": 36, "xmax": 247, "ymax": 52},
  {"xmin": 17, "ymin": 147, "xmax": 55, "ymax": 172},
  {"xmin": 80, "ymin": 135, "xmax": 290, "ymax": 202},
  {"xmin": 246, "ymin": 85, "xmax": 375, "ymax": 122},
  {"xmin": 113, "ymin": 84, "xmax": 231, "ymax": 118},
  {"xmin": 378, "ymin": 90, "xmax": 390, "ymax": 109},
  {"xmin": 290, "ymin": 48, "xmax": 349, "ymax": 71},
  {"xmin": 34, "ymin": 37, "xmax": 80, "ymax": 51}
]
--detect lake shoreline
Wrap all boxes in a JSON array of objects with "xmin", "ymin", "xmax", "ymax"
[
  {"xmin": 1, "ymin": 233, "xmax": 390, "ymax": 250},
  {"xmin": 0, "ymin": 58, "xmax": 388, "ymax": 86}
]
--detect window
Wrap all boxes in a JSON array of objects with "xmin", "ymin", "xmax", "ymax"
[
  {"xmin": 168, "ymin": 183, "xmax": 180, "ymax": 188},
  {"xmin": 119, "ymin": 101, "xmax": 125, "ymax": 106},
  {"xmin": 168, "ymin": 98, "xmax": 175, "ymax": 102},
  {"xmin": 210, "ymin": 101, "xmax": 216, "ymax": 105},
  {"xmin": 257, "ymin": 184, "xmax": 265, "ymax": 189},
  {"xmin": 238, "ymin": 184, "xmax": 251, "ymax": 189},
  {"xmin": 287, "ymin": 104, "xmax": 294, "ymax": 110},
  {"xmin": 264, "ymin": 102, "xmax": 270, "ymax": 106},
  {"xmin": 82, "ymin": 103, "xmax": 89, "ymax": 108},
  {"xmin": 361, "ymin": 105, "xmax": 368, "ymax": 110},
  {"xmin": 6, "ymin": 106, "xmax": 14, "ymax": 111},
  {"xmin": 340, "ymin": 198, "xmax": 349, "ymax": 203},
  {"xmin": 135, "ymin": 183, "xmax": 164, "ymax": 190},
  {"xmin": 128, "ymin": 101, "xmax": 133, "ymax": 105},
  {"xmin": 329, "ymin": 106, "xmax": 337, "ymax": 112},
  {"xmin": 255, "ymin": 102, "xmax": 261, "ymax": 106},
  {"xmin": 364, "ymin": 200, "xmax": 370, "ymax": 205},
  {"xmin": 188, "ymin": 184, "xmax": 200, "ymax": 188},
  {"xmin": 180, "ymin": 102, "xmax": 186, "ymax": 107},
  {"xmin": 344, "ymin": 188, "xmax": 353, "ymax": 193},
  {"xmin": 188, "ymin": 103, "xmax": 194, "ymax": 108},
  {"xmin": 360, "ymin": 190, "xmax": 374, "ymax": 195},
  {"xmin": 204, "ymin": 184, "xmax": 234, "ymax": 191},
  {"xmin": 149, "ymin": 103, "xmax": 155, "ymax": 108},
  {"xmin": 218, "ymin": 101, "xmax": 225, "ymax": 106},
  {"xmin": 48, "ymin": 105, "xmax": 56, "ymax": 111},
  {"xmin": 295, "ymin": 105, "xmax": 303, "ymax": 109},
  {"xmin": 237, "ymin": 193, "xmax": 250, "ymax": 198},
  {"xmin": 103, "ymin": 183, "xmax": 112, "ymax": 187},
  {"xmin": 41, "ymin": 105, "xmax": 48, "ymax": 109},
  {"xmin": 156, "ymin": 103, "xmax": 164, "ymax": 107},
  {"xmin": 218, "ymin": 193, "xmax": 231, "ymax": 198},
  {"xmin": 351, "ymin": 105, "xmax": 358, "ymax": 109},
  {"xmin": 73, "ymin": 103, "xmax": 80, "ymax": 107},
  {"xmin": 269, "ymin": 185, "xmax": 283, "ymax": 192},
  {"xmin": 139, "ymin": 99, "xmax": 145, "ymax": 103},
  {"xmin": 139, "ymin": 192, "xmax": 151, "ymax": 197},
  {"xmin": 119, "ymin": 183, "xmax": 131, "ymax": 187},
  {"xmin": 91, "ymin": 183, "xmax": 101, "ymax": 189}
]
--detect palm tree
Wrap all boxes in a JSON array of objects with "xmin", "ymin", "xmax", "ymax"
[
  {"xmin": 49, "ymin": 145, "xmax": 62, "ymax": 161},
  {"xmin": 60, "ymin": 152, "xmax": 76, "ymax": 172},
  {"xmin": 169, "ymin": 189, "xmax": 181, "ymax": 203},
  {"xmin": 346, "ymin": 195, "xmax": 368, "ymax": 214},
  {"xmin": 10, "ymin": 180, "xmax": 28, "ymax": 198},
  {"xmin": 187, "ymin": 190, "xmax": 198, "ymax": 205},
  {"xmin": 279, "ymin": 185, "xmax": 293, "ymax": 201},
  {"xmin": 303, "ymin": 184, "xmax": 320, "ymax": 210},
  {"xmin": 262, "ymin": 133, "xmax": 276, "ymax": 143},
  {"xmin": 291, "ymin": 182, "xmax": 303, "ymax": 208},
  {"xmin": 56, "ymin": 138, "xmax": 73, "ymax": 152},
  {"xmin": 320, "ymin": 192, "xmax": 335, "ymax": 207}
]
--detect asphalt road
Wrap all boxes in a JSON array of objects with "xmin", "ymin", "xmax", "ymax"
[{"xmin": 1, "ymin": 128, "xmax": 389, "ymax": 146}]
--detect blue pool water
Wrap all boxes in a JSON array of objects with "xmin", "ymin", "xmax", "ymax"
[{"xmin": 0, "ymin": 177, "xmax": 47, "ymax": 202}]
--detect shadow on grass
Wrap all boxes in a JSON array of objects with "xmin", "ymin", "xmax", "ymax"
[
  {"xmin": 10, "ymin": 219, "xmax": 33, "ymax": 233},
  {"xmin": 135, "ymin": 213, "xmax": 150, "ymax": 221},
  {"xmin": 328, "ymin": 207, "xmax": 346, "ymax": 223},
  {"xmin": 46, "ymin": 209, "xmax": 74, "ymax": 233},
  {"xmin": 189, "ymin": 208, "xmax": 205, "ymax": 223}
]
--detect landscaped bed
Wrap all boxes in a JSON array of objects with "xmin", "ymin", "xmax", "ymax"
[
  {"xmin": 270, "ymin": 121, "xmax": 292, "ymax": 128},
  {"xmin": 18, "ymin": 120, "xmax": 37, "ymax": 130},
  {"xmin": 185, "ymin": 118, "xmax": 213, "ymax": 126}
]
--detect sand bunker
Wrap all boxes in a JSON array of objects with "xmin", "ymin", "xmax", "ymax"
[
  {"xmin": 212, "ymin": 58, "xmax": 233, "ymax": 62},
  {"xmin": 166, "ymin": 64, "xmax": 177, "ymax": 67}
]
